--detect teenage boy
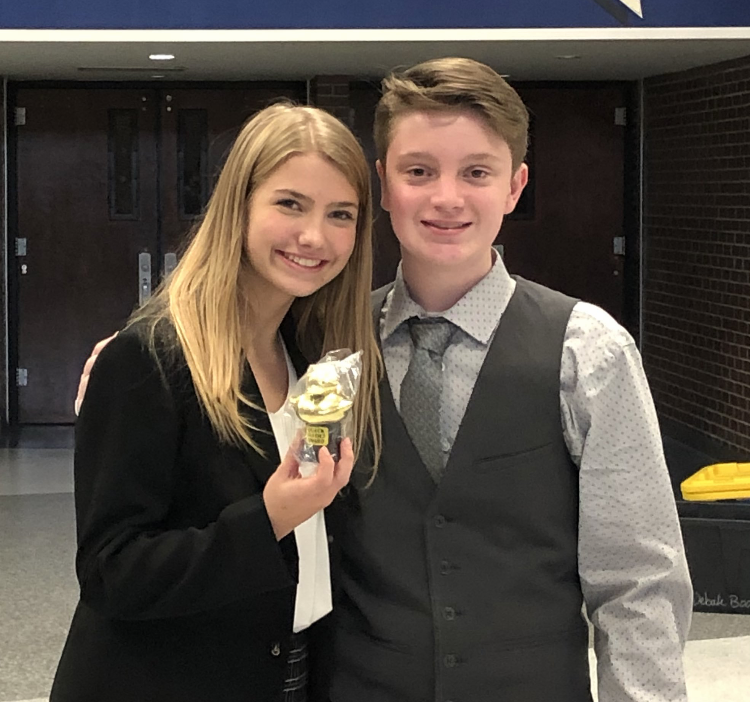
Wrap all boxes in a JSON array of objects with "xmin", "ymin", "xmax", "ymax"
[
  {"xmin": 330, "ymin": 58, "xmax": 691, "ymax": 702},
  {"xmin": 76, "ymin": 57, "xmax": 692, "ymax": 702}
]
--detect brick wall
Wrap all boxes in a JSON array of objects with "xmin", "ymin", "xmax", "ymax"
[
  {"xmin": 643, "ymin": 54, "xmax": 750, "ymax": 452},
  {"xmin": 309, "ymin": 75, "xmax": 353, "ymax": 127}
]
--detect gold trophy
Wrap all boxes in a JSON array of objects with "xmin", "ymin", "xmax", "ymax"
[{"xmin": 290, "ymin": 354, "xmax": 358, "ymax": 463}]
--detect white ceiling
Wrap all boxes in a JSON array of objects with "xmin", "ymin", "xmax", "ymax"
[{"xmin": 0, "ymin": 28, "xmax": 749, "ymax": 82}]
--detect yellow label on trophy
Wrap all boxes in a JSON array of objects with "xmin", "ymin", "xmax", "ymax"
[{"xmin": 306, "ymin": 425, "xmax": 329, "ymax": 446}]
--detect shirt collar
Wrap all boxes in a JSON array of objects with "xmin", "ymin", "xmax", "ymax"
[{"xmin": 381, "ymin": 252, "xmax": 517, "ymax": 346}]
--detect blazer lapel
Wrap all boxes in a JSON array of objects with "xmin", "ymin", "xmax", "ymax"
[
  {"xmin": 237, "ymin": 360, "xmax": 282, "ymax": 486},
  {"xmin": 280, "ymin": 313, "xmax": 311, "ymax": 379},
  {"xmin": 238, "ymin": 313, "xmax": 312, "ymax": 486}
]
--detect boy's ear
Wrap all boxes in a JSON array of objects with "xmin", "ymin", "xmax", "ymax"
[
  {"xmin": 376, "ymin": 160, "xmax": 390, "ymax": 212},
  {"xmin": 504, "ymin": 163, "xmax": 529, "ymax": 215}
]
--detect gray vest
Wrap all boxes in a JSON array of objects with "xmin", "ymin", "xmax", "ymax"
[{"xmin": 331, "ymin": 277, "xmax": 591, "ymax": 702}]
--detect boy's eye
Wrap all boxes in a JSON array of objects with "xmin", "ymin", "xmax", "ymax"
[{"xmin": 468, "ymin": 168, "xmax": 489, "ymax": 179}]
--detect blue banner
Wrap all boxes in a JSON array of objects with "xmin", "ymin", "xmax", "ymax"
[{"xmin": 0, "ymin": 0, "xmax": 747, "ymax": 29}]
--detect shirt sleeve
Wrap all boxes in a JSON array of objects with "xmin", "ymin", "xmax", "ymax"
[
  {"xmin": 74, "ymin": 328, "xmax": 295, "ymax": 621},
  {"xmin": 560, "ymin": 302, "xmax": 693, "ymax": 702}
]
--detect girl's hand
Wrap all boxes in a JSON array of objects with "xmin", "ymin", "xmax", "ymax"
[{"xmin": 263, "ymin": 438, "xmax": 353, "ymax": 540}]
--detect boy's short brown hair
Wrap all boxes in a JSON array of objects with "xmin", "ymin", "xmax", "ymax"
[{"xmin": 374, "ymin": 57, "xmax": 529, "ymax": 172}]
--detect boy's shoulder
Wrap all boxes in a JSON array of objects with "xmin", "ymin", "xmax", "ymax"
[
  {"xmin": 513, "ymin": 275, "xmax": 577, "ymax": 306},
  {"xmin": 371, "ymin": 283, "xmax": 395, "ymax": 313}
]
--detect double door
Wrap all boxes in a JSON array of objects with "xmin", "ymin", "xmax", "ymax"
[
  {"xmin": 13, "ymin": 84, "xmax": 304, "ymax": 423},
  {"xmin": 13, "ymin": 81, "xmax": 631, "ymax": 424}
]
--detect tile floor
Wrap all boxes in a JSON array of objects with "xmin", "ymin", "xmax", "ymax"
[{"xmin": 1, "ymin": 446, "xmax": 749, "ymax": 702}]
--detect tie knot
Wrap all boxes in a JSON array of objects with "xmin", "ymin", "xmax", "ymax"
[{"xmin": 408, "ymin": 317, "xmax": 455, "ymax": 357}]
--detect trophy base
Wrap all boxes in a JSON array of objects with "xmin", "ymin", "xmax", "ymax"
[{"xmin": 303, "ymin": 421, "xmax": 343, "ymax": 462}]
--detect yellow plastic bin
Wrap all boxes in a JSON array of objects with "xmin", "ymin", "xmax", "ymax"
[{"xmin": 681, "ymin": 462, "xmax": 750, "ymax": 501}]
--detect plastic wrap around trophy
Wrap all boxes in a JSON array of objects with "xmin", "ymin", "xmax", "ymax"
[{"xmin": 287, "ymin": 349, "xmax": 362, "ymax": 474}]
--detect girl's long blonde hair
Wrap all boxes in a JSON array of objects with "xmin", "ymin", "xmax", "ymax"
[{"xmin": 131, "ymin": 103, "xmax": 381, "ymax": 465}]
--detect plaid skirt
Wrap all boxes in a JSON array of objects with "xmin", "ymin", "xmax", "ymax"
[{"xmin": 282, "ymin": 631, "xmax": 309, "ymax": 702}]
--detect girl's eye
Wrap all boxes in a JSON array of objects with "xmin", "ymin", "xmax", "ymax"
[
  {"xmin": 277, "ymin": 198, "xmax": 302, "ymax": 211},
  {"xmin": 407, "ymin": 167, "xmax": 428, "ymax": 177},
  {"xmin": 330, "ymin": 210, "xmax": 356, "ymax": 222}
]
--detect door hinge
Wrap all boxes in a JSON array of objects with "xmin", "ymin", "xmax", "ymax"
[
  {"xmin": 14, "ymin": 107, "xmax": 26, "ymax": 126},
  {"xmin": 15, "ymin": 238, "xmax": 27, "ymax": 256},
  {"xmin": 16, "ymin": 368, "xmax": 28, "ymax": 387},
  {"xmin": 613, "ymin": 236, "xmax": 626, "ymax": 256},
  {"xmin": 614, "ymin": 107, "xmax": 627, "ymax": 126}
]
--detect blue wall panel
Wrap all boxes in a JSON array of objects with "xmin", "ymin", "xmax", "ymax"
[{"xmin": 0, "ymin": 0, "xmax": 747, "ymax": 29}]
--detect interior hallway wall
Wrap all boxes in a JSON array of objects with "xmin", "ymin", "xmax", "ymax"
[
  {"xmin": 1, "ymin": 79, "xmax": 7, "ymax": 430},
  {"xmin": 643, "ymin": 54, "xmax": 750, "ymax": 454},
  {"xmin": 310, "ymin": 75, "xmax": 352, "ymax": 127}
]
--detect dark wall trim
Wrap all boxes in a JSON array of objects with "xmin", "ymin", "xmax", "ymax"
[
  {"xmin": 622, "ymin": 79, "xmax": 642, "ymax": 344},
  {"xmin": 1, "ymin": 79, "xmax": 7, "ymax": 430},
  {"xmin": 660, "ymin": 416, "xmax": 749, "ymax": 464}
]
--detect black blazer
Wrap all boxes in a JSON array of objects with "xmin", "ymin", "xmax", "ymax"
[{"xmin": 50, "ymin": 318, "xmax": 341, "ymax": 702}]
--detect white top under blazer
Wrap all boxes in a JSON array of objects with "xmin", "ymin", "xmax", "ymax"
[{"xmin": 266, "ymin": 343, "xmax": 333, "ymax": 633}]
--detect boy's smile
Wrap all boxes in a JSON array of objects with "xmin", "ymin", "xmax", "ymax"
[{"xmin": 377, "ymin": 110, "xmax": 527, "ymax": 303}]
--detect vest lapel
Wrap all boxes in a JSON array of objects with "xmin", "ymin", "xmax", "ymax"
[
  {"xmin": 442, "ymin": 282, "xmax": 524, "ymax": 475},
  {"xmin": 444, "ymin": 277, "xmax": 575, "ymax": 476}
]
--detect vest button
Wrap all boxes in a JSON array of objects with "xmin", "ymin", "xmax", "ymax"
[
  {"xmin": 444, "ymin": 654, "xmax": 457, "ymax": 668},
  {"xmin": 443, "ymin": 606, "xmax": 456, "ymax": 620},
  {"xmin": 271, "ymin": 642, "xmax": 281, "ymax": 657},
  {"xmin": 434, "ymin": 515, "xmax": 447, "ymax": 528}
]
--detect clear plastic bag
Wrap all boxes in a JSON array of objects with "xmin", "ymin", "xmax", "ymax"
[{"xmin": 285, "ymin": 349, "xmax": 362, "ymax": 476}]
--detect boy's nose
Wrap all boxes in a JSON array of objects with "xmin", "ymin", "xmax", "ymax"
[{"xmin": 431, "ymin": 177, "xmax": 464, "ymax": 210}]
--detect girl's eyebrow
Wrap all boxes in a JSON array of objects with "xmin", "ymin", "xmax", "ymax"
[
  {"xmin": 274, "ymin": 189, "xmax": 357, "ymax": 209},
  {"xmin": 273, "ymin": 188, "xmax": 311, "ymax": 203}
]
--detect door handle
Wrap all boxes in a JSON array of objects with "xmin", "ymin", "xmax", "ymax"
[
  {"xmin": 164, "ymin": 252, "xmax": 177, "ymax": 278},
  {"xmin": 138, "ymin": 252, "xmax": 152, "ymax": 306}
]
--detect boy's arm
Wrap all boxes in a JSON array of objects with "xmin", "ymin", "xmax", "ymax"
[
  {"xmin": 75, "ymin": 332, "xmax": 118, "ymax": 415},
  {"xmin": 561, "ymin": 303, "xmax": 692, "ymax": 702}
]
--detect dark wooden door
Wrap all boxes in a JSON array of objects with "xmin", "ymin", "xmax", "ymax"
[
  {"xmin": 15, "ymin": 88, "xmax": 159, "ymax": 423},
  {"xmin": 159, "ymin": 85, "xmax": 305, "ymax": 259},
  {"xmin": 502, "ymin": 85, "xmax": 627, "ymax": 321},
  {"xmin": 349, "ymin": 82, "xmax": 627, "ymax": 319},
  {"xmin": 13, "ymin": 83, "xmax": 305, "ymax": 424}
]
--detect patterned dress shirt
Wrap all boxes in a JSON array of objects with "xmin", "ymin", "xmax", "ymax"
[{"xmin": 380, "ymin": 255, "xmax": 692, "ymax": 702}]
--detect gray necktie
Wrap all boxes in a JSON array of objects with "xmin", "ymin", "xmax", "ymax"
[{"xmin": 400, "ymin": 317, "xmax": 456, "ymax": 483}]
